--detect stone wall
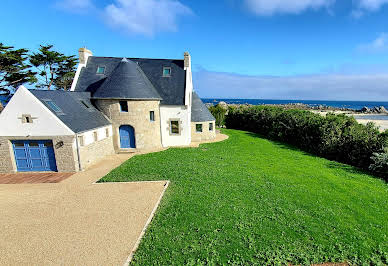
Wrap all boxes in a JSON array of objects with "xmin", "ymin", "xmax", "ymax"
[
  {"xmin": 96, "ymin": 100, "xmax": 162, "ymax": 150},
  {"xmin": 191, "ymin": 121, "xmax": 216, "ymax": 142},
  {"xmin": 79, "ymin": 136, "xmax": 115, "ymax": 170},
  {"xmin": 0, "ymin": 135, "xmax": 78, "ymax": 173}
]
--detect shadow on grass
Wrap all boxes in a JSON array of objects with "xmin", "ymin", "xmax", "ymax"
[{"xmin": 243, "ymin": 131, "xmax": 384, "ymax": 180}]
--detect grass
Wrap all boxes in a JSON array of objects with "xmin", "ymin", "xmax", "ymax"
[{"xmin": 100, "ymin": 129, "xmax": 388, "ymax": 265}]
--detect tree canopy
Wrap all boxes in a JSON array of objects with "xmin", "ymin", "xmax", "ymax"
[
  {"xmin": 30, "ymin": 45, "xmax": 78, "ymax": 90},
  {"xmin": 0, "ymin": 43, "xmax": 36, "ymax": 95}
]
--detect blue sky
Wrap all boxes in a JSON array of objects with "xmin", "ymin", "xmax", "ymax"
[{"xmin": 2, "ymin": 0, "xmax": 388, "ymax": 100}]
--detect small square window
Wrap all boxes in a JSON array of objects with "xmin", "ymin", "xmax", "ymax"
[
  {"xmin": 163, "ymin": 67, "xmax": 171, "ymax": 77},
  {"xmin": 119, "ymin": 101, "xmax": 128, "ymax": 112},
  {"xmin": 93, "ymin": 131, "xmax": 98, "ymax": 142},
  {"xmin": 209, "ymin": 122, "xmax": 214, "ymax": 131},
  {"xmin": 22, "ymin": 114, "xmax": 33, "ymax": 124},
  {"xmin": 96, "ymin": 66, "xmax": 105, "ymax": 74},
  {"xmin": 150, "ymin": 111, "xmax": 155, "ymax": 122},
  {"xmin": 105, "ymin": 128, "xmax": 110, "ymax": 137},
  {"xmin": 196, "ymin": 124, "xmax": 203, "ymax": 133},
  {"xmin": 170, "ymin": 120, "xmax": 179, "ymax": 134}
]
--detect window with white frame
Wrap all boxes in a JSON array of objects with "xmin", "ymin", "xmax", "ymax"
[
  {"xmin": 78, "ymin": 135, "xmax": 84, "ymax": 146},
  {"xmin": 196, "ymin": 124, "xmax": 203, "ymax": 133}
]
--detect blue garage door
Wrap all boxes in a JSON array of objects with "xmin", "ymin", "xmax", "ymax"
[
  {"xmin": 119, "ymin": 125, "xmax": 136, "ymax": 148},
  {"xmin": 12, "ymin": 140, "xmax": 58, "ymax": 172}
]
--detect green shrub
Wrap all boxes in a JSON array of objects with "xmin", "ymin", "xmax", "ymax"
[
  {"xmin": 208, "ymin": 104, "xmax": 227, "ymax": 127},
  {"xmin": 225, "ymin": 106, "xmax": 387, "ymax": 178},
  {"xmin": 369, "ymin": 148, "xmax": 388, "ymax": 176}
]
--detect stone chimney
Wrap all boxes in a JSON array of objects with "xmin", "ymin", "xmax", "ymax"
[
  {"xmin": 184, "ymin": 52, "xmax": 191, "ymax": 69},
  {"xmin": 78, "ymin": 47, "xmax": 93, "ymax": 65}
]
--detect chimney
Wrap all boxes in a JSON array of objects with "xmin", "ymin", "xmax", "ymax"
[
  {"xmin": 184, "ymin": 52, "xmax": 191, "ymax": 69},
  {"xmin": 78, "ymin": 47, "xmax": 93, "ymax": 65}
]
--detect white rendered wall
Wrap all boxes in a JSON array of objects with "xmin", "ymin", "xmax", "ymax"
[
  {"xmin": 160, "ymin": 105, "xmax": 191, "ymax": 147},
  {"xmin": 0, "ymin": 86, "xmax": 74, "ymax": 137},
  {"xmin": 78, "ymin": 125, "xmax": 112, "ymax": 146}
]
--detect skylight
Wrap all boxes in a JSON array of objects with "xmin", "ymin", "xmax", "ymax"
[{"xmin": 45, "ymin": 100, "xmax": 62, "ymax": 113}]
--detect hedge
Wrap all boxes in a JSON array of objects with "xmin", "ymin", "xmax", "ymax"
[{"xmin": 225, "ymin": 105, "xmax": 388, "ymax": 177}]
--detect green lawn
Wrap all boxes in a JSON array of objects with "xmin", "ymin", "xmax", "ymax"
[{"xmin": 100, "ymin": 129, "xmax": 388, "ymax": 265}]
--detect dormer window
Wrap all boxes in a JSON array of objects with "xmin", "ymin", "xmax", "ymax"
[
  {"xmin": 163, "ymin": 67, "xmax": 171, "ymax": 77},
  {"xmin": 96, "ymin": 66, "xmax": 105, "ymax": 74}
]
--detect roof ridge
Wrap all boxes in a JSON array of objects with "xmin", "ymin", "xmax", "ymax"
[{"xmin": 90, "ymin": 56, "xmax": 184, "ymax": 61}]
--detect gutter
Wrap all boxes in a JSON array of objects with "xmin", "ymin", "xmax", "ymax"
[{"xmin": 75, "ymin": 133, "xmax": 82, "ymax": 171}]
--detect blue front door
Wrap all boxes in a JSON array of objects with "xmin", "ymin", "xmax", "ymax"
[
  {"xmin": 119, "ymin": 125, "xmax": 136, "ymax": 148},
  {"xmin": 12, "ymin": 140, "xmax": 57, "ymax": 172}
]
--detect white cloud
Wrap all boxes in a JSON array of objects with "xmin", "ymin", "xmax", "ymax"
[
  {"xmin": 244, "ymin": 0, "xmax": 335, "ymax": 16},
  {"xmin": 55, "ymin": 0, "xmax": 94, "ymax": 12},
  {"xmin": 357, "ymin": 33, "xmax": 388, "ymax": 53},
  {"xmin": 193, "ymin": 67, "xmax": 388, "ymax": 101},
  {"xmin": 104, "ymin": 0, "xmax": 193, "ymax": 36},
  {"xmin": 357, "ymin": 0, "xmax": 388, "ymax": 11}
]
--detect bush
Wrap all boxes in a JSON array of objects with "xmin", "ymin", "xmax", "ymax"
[
  {"xmin": 209, "ymin": 104, "xmax": 227, "ymax": 127},
  {"xmin": 369, "ymin": 148, "xmax": 388, "ymax": 176},
  {"xmin": 225, "ymin": 105, "xmax": 387, "ymax": 177}
]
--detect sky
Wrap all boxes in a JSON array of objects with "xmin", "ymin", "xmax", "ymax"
[{"xmin": 1, "ymin": 0, "xmax": 388, "ymax": 101}]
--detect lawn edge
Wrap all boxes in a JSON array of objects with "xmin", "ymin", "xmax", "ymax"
[{"xmin": 123, "ymin": 180, "xmax": 170, "ymax": 266}]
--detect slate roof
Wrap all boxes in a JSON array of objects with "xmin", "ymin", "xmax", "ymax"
[
  {"xmin": 29, "ymin": 90, "xmax": 111, "ymax": 133},
  {"xmin": 93, "ymin": 58, "xmax": 162, "ymax": 100},
  {"xmin": 74, "ymin": 56, "xmax": 186, "ymax": 105},
  {"xmin": 191, "ymin": 92, "xmax": 215, "ymax": 122}
]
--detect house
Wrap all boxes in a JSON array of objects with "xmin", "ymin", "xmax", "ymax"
[{"xmin": 0, "ymin": 48, "xmax": 216, "ymax": 173}]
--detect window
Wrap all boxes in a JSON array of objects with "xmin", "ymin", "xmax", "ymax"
[
  {"xmin": 209, "ymin": 122, "xmax": 214, "ymax": 131},
  {"xmin": 105, "ymin": 128, "xmax": 110, "ymax": 137},
  {"xmin": 170, "ymin": 120, "xmax": 180, "ymax": 134},
  {"xmin": 96, "ymin": 66, "xmax": 105, "ymax": 74},
  {"xmin": 80, "ymin": 100, "xmax": 90, "ymax": 108},
  {"xmin": 163, "ymin": 67, "xmax": 171, "ymax": 77},
  {"xmin": 93, "ymin": 131, "xmax": 98, "ymax": 142},
  {"xmin": 22, "ymin": 114, "xmax": 33, "ymax": 124},
  {"xmin": 78, "ymin": 136, "xmax": 84, "ymax": 146},
  {"xmin": 150, "ymin": 111, "xmax": 155, "ymax": 122},
  {"xmin": 119, "ymin": 101, "xmax": 128, "ymax": 112},
  {"xmin": 45, "ymin": 100, "xmax": 62, "ymax": 113},
  {"xmin": 196, "ymin": 124, "xmax": 203, "ymax": 133}
]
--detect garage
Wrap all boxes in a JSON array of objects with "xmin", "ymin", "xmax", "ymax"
[{"xmin": 12, "ymin": 140, "xmax": 57, "ymax": 172}]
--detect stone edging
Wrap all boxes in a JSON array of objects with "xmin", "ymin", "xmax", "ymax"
[{"xmin": 123, "ymin": 180, "xmax": 170, "ymax": 265}]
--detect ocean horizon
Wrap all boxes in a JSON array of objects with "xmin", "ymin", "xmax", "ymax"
[{"xmin": 201, "ymin": 98, "xmax": 388, "ymax": 111}]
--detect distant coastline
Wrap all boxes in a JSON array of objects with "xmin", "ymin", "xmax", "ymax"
[{"xmin": 201, "ymin": 98, "xmax": 388, "ymax": 111}]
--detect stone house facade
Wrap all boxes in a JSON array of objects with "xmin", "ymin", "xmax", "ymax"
[{"xmin": 0, "ymin": 48, "xmax": 215, "ymax": 173}]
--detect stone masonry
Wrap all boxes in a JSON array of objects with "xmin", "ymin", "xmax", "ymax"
[
  {"xmin": 79, "ymin": 136, "xmax": 115, "ymax": 170},
  {"xmin": 96, "ymin": 100, "xmax": 162, "ymax": 150},
  {"xmin": 191, "ymin": 121, "xmax": 216, "ymax": 142}
]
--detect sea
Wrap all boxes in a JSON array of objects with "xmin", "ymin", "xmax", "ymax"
[
  {"xmin": 202, "ymin": 98, "xmax": 388, "ymax": 121},
  {"xmin": 202, "ymin": 98, "xmax": 388, "ymax": 111}
]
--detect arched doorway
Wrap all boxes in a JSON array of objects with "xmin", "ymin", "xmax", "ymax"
[{"xmin": 119, "ymin": 125, "xmax": 136, "ymax": 148}]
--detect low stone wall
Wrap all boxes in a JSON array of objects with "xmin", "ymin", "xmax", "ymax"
[
  {"xmin": 79, "ymin": 136, "xmax": 115, "ymax": 170},
  {"xmin": 191, "ymin": 121, "xmax": 216, "ymax": 142},
  {"xmin": 0, "ymin": 135, "xmax": 78, "ymax": 173}
]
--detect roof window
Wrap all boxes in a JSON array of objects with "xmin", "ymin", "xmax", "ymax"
[
  {"xmin": 45, "ymin": 100, "xmax": 62, "ymax": 113},
  {"xmin": 163, "ymin": 67, "xmax": 171, "ymax": 77},
  {"xmin": 80, "ymin": 100, "xmax": 90, "ymax": 108},
  {"xmin": 96, "ymin": 66, "xmax": 105, "ymax": 74}
]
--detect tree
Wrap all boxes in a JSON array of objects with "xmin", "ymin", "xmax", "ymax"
[
  {"xmin": 30, "ymin": 45, "xmax": 77, "ymax": 90},
  {"xmin": 0, "ymin": 43, "xmax": 36, "ymax": 95}
]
